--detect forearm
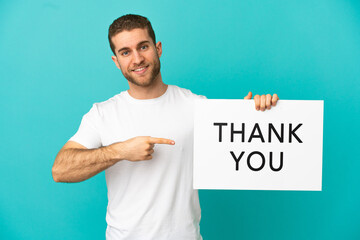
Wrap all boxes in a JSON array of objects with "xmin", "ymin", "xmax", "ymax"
[
  {"xmin": 52, "ymin": 145, "xmax": 119, "ymax": 183},
  {"xmin": 52, "ymin": 136, "xmax": 171, "ymax": 182}
]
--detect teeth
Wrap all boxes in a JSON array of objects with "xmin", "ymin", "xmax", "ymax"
[{"xmin": 134, "ymin": 67, "xmax": 146, "ymax": 72}]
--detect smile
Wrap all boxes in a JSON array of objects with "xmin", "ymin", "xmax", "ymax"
[{"xmin": 132, "ymin": 65, "xmax": 149, "ymax": 74}]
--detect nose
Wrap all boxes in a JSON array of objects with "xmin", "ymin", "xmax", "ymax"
[{"xmin": 132, "ymin": 50, "xmax": 145, "ymax": 65}]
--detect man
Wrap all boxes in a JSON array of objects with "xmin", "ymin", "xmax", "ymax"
[{"xmin": 52, "ymin": 14, "xmax": 279, "ymax": 240}]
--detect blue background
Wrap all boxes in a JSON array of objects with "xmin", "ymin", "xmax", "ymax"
[{"xmin": 1, "ymin": 0, "xmax": 359, "ymax": 239}]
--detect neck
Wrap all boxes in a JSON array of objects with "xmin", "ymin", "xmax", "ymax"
[{"xmin": 127, "ymin": 73, "xmax": 167, "ymax": 100}]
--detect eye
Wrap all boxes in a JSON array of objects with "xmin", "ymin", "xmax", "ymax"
[
  {"xmin": 121, "ymin": 51, "xmax": 129, "ymax": 56},
  {"xmin": 141, "ymin": 45, "xmax": 148, "ymax": 50}
]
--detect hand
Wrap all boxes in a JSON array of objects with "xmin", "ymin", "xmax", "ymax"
[
  {"xmin": 244, "ymin": 92, "xmax": 279, "ymax": 111},
  {"xmin": 110, "ymin": 136, "xmax": 175, "ymax": 161}
]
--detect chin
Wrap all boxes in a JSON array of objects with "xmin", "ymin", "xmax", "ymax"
[
  {"xmin": 128, "ymin": 78, "xmax": 155, "ymax": 87},
  {"xmin": 125, "ymin": 64, "xmax": 160, "ymax": 88}
]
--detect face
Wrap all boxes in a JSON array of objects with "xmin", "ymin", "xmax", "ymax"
[{"xmin": 111, "ymin": 28, "xmax": 162, "ymax": 87}]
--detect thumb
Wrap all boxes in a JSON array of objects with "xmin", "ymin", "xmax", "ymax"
[{"xmin": 244, "ymin": 91, "xmax": 252, "ymax": 100}]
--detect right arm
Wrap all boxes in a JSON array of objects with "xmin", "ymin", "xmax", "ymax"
[
  {"xmin": 52, "ymin": 137, "xmax": 174, "ymax": 183},
  {"xmin": 52, "ymin": 141, "xmax": 119, "ymax": 183}
]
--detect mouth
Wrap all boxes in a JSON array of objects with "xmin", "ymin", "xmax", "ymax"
[{"xmin": 132, "ymin": 65, "xmax": 149, "ymax": 75}]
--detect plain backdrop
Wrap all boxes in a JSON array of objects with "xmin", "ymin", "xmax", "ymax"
[{"xmin": 0, "ymin": 0, "xmax": 359, "ymax": 239}]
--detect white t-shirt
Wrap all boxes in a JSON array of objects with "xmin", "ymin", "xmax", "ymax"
[{"xmin": 69, "ymin": 85, "xmax": 206, "ymax": 240}]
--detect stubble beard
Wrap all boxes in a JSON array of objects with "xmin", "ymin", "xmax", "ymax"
[{"xmin": 124, "ymin": 57, "xmax": 161, "ymax": 87}]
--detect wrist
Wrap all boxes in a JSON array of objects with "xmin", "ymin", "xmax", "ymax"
[
  {"xmin": 103, "ymin": 142, "xmax": 125, "ymax": 162},
  {"xmin": 101, "ymin": 144, "xmax": 119, "ymax": 163}
]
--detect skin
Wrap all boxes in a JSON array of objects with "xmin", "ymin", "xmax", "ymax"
[
  {"xmin": 244, "ymin": 92, "xmax": 279, "ymax": 111},
  {"xmin": 52, "ymin": 27, "xmax": 279, "ymax": 183},
  {"xmin": 111, "ymin": 28, "xmax": 167, "ymax": 100},
  {"xmin": 52, "ymin": 137, "xmax": 173, "ymax": 182}
]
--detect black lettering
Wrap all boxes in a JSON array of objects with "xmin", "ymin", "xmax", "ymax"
[
  {"xmin": 213, "ymin": 122, "xmax": 228, "ymax": 142},
  {"xmin": 230, "ymin": 151, "xmax": 245, "ymax": 171},
  {"xmin": 248, "ymin": 123, "xmax": 265, "ymax": 143},
  {"xmin": 268, "ymin": 123, "xmax": 284, "ymax": 143},
  {"xmin": 231, "ymin": 123, "xmax": 245, "ymax": 142},
  {"xmin": 247, "ymin": 151, "xmax": 265, "ymax": 171},
  {"xmin": 289, "ymin": 123, "xmax": 303, "ymax": 143},
  {"xmin": 269, "ymin": 152, "xmax": 283, "ymax": 171}
]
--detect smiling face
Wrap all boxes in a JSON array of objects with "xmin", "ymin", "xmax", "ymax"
[{"xmin": 111, "ymin": 28, "xmax": 162, "ymax": 88}]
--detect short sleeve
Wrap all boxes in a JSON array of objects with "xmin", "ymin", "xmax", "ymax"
[
  {"xmin": 194, "ymin": 94, "xmax": 207, "ymax": 100},
  {"xmin": 198, "ymin": 95, "xmax": 207, "ymax": 99},
  {"xmin": 69, "ymin": 104, "xmax": 102, "ymax": 149}
]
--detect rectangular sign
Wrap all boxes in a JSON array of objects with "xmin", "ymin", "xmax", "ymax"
[{"xmin": 193, "ymin": 100, "xmax": 323, "ymax": 191}]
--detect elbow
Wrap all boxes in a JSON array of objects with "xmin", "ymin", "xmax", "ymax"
[
  {"xmin": 52, "ymin": 164, "xmax": 64, "ymax": 183},
  {"xmin": 52, "ymin": 164, "xmax": 78, "ymax": 183},
  {"xmin": 52, "ymin": 154, "xmax": 66, "ymax": 182},
  {"xmin": 52, "ymin": 167, "xmax": 60, "ymax": 182}
]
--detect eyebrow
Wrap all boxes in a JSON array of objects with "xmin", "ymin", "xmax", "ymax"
[{"xmin": 117, "ymin": 40, "xmax": 151, "ymax": 54}]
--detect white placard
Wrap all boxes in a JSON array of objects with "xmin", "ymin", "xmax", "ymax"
[{"xmin": 193, "ymin": 100, "xmax": 323, "ymax": 191}]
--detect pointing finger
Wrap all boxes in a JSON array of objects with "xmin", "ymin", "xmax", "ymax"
[
  {"xmin": 149, "ymin": 137, "xmax": 175, "ymax": 145},
  {"xmin": 244, "ymin": 91, "xmax": 252, "ymax": 100}
]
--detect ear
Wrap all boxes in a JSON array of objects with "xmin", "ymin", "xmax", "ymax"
[
  {"xmin": 156, "ymin": 41, "xmax": 162, "ymax": 58},
  {"xmin": 111, "ymin": 55, "xmax": 121, "ymax": 70}
]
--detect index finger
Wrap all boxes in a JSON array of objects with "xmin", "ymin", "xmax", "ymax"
[{"xmin": 148, "ymin": 137, "xmax": 175, "ymax": 145}]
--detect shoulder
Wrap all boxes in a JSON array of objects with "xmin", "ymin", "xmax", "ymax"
[
  {"xmin": 90, "ymin": 91, "xmax": 125, "ymax": 117},
  {"xmin": 170, "ymin": 85, "xmax": 207, "ymax": 100}
]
